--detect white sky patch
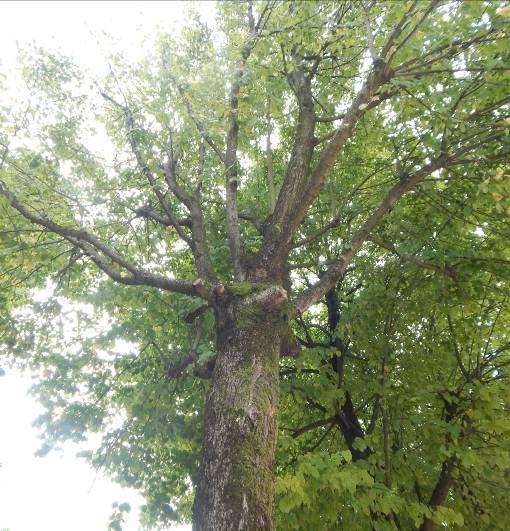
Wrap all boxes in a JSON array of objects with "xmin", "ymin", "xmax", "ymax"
[
  {"xmin": 473, "ymin": 226, "xmax": 486, "ymax": 238},
  {"xmin": 0, "ymin": 2, "xmax": 217, "ymax": 529},
  {"xmin": 0, "ymin": 369, "xmax": 145, "ymax": 531},
  {"xmin": 0, "ymin": 1, "xmax": 216, "ymax": 75}
]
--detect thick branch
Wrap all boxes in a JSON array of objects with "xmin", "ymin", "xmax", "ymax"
[
  {"xmin": 337, "ymin": 393, "xmax": 372, "ymax": 461},
  {"xmin": 225, "ymin": 76, "xmax": 245, "ymax": 280},
  {"xmin": 266, "ymin": 96, "xmax": 276, "ymax": 213},
  {"xmin": 381, "ymin": 1, "xmax": 420, "ymax": 59},
  {"xmin": 0, "ymin": 177, "xmax": 202, "ymax": 297},
  {"xmin": 293, "ymin": 132, "xmax": 500, "ymax": 314},
  {"xmin": 299, "ymin": 61, "xmax": 393, "ymax": 223},
  {"xmin": 224, "ymin": 3, "xmax": 259, "ymax": 280},
  {"xmin": 258, "ymin": 60, "xmax": 316, "ymax": 275},
  {"xmin": 163, "ymin": 139, "xmax": 216, "ymax": 281},
  {"xmin": 134, "ymin": 207, "xmax": 191, "ymax": 228},
  {"xmin": 261, "ymin": 60, "xmax": 394, "ymax": 277}
]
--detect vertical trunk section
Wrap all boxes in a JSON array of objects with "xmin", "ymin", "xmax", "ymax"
[
  {"xmin": 419, "ymin": 456, "xmax": 456, "ymax": 531},
  {"xmin": 193, "ymin": 293, "xmax": 284, "ymax": 530}
]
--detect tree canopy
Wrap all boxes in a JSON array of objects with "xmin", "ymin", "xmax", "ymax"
[{"xmin": 1, "ymin": 1, "xmax": 509, "ymax": 529}]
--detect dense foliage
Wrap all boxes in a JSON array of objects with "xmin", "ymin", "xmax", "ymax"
[{"xmin": 1, "ymin": 1, "xmax": 509, "ymax": 529}]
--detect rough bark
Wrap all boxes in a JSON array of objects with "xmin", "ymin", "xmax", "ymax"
[{"xmin": 193, "ymin": 284, "xmax": 288, "ymax": 530}]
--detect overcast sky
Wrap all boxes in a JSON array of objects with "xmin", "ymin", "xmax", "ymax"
[
  {"xmin": 0, "ymin": 370, "xmax": 147, "ymax": 530},
  {"xmin": 0, "ymin": 2, "xmax": 216, "ymax": 529}
]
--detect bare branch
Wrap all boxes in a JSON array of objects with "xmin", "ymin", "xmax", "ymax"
[
  {"xmin": 258, "ymin": 56, "xmax": 316, "ymax": 274},
  {"xmin": 288, "ymin": 258, "xmax": 341, "ymax": 271},
  {"xmin": 396, "ymin": 66, "xmax": 510, "ymax": 78},
  {"xmin": 316, "ymin": 88, "xmax": 396, "ymax": 127},
  {"xmin": 224, "ymin": 2, "xmax": 262, "ymax": 280},
  {"xmin": 102, "ymin": 90, "xmax": 215, "ymax": 281},
  {"xmin": 162, "ymin": 136, "xmax": 195, "ymax": 208},
  {"xmin": 291, "ymin": 215, "xmax": 342, "ymax": 249},
  {"xmin": 304, "ymin": 62, "xmax": 393, "ymax": 202},
  {"xmin": 313, "ymin": 129, "xmax": 337, "ymax": 146},
  {"xmin": 315, "ymin": 112, "xmax": 346, "ymax": 123}
]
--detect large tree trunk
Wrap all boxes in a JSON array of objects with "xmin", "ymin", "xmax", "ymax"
[{"xmin": 193, "ymin": 285, "xmax": 287, "ymax": 530}]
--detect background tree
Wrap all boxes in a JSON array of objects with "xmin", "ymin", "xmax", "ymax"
[{"xmin": 1, "ymin": 1, "xmax": 509, "ymax": 529}]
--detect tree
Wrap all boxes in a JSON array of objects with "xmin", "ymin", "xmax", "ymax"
[{"xmin": 1, "ymin": 1, "xmax": 509, "ymax": 529}]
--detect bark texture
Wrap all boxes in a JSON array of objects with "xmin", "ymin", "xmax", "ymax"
[{"xmin": 193, "ymin": 285, "xmax": 288, "ymax": 530}]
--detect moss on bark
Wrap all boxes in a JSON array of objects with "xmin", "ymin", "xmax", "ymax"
[{"xmin": 193, "ymin": 288, "xmax": 285, "ymax": 530}]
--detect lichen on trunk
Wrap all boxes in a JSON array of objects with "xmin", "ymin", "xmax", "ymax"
[{"xmin": 193, "ymin": 284, "xmax": 287, "ymax": 530}]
